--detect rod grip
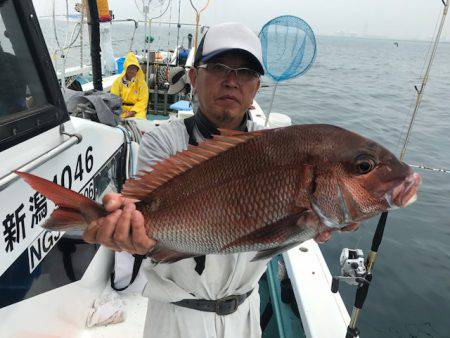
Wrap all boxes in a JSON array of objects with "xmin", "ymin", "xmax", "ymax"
[
  {"xmin": 354, "ymin": 274, "xmax": 373, "ymax": 309},
  {"xmin": 345, "ymin": 327, "xmax": 360, "ymax": 338}
]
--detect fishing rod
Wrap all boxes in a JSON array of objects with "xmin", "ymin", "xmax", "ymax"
[
  {"xmin": 335, "ymin": 1, "xmax": 449, "ymax": 337},
  {"xmin": 408, "ymin": 163, "xmax": 450, "ymax": 174},
  {"xmin": 400, "ymin": 0, "xmax": 449, "ymax": 160}
]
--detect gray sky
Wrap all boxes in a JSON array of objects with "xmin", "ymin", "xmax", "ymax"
[{"xmin": 33, "ymin": 0, "xmax": 450, "ymax": 41}]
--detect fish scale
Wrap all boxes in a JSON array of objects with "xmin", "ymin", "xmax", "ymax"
[{"xmin": 147, "ymin": 168, "xmax": 305, "ymax": 254}]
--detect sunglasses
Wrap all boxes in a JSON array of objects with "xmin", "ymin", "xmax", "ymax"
[{"xmin": 197, "ymin": 63, "xmax": 260, "ymax": 83}]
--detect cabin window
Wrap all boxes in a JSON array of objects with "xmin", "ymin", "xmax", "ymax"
[
  {"xmin": 0, "ymin": 0, "xmax": 69, "ymax": 152},
  {"xmin": 0, "ymin": 1, "xmax": 47, "ymax": 119}
]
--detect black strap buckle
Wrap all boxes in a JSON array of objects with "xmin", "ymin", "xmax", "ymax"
[{"xmin": 215, "ymin": 295, "xmax": 240, "ymax": 315}]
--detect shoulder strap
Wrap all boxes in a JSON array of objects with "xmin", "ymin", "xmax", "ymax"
[
  {"xmin": 183, "ymin": 115, "xmax": 198, "ymax": 146},
  {"xmin": 110, "ymin": 254, "xmax": 145, "ymax": 292},
  {"xmin": 183, "ymin": 115, "xmax": 206, "ymax": 275}
]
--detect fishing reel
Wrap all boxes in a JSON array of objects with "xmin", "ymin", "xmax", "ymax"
[{"xmin": 331, "ymin": 248, "xmax": 369, "ymax": 293}]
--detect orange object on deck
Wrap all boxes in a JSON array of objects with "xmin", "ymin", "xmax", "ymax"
[{"xmin": 97, "ymin": 0, "xmax": 112, "ymax": 22}]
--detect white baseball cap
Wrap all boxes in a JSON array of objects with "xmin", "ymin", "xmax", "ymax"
[{"xmin": 194, "ymin": 22, "xmax": 265, "ymax": 75}]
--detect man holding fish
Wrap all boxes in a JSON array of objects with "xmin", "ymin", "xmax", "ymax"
[
  {"xmin": 17, "ymin": 23, "xmax": 420, "ymax": 338},
  {"xmin": 94, "ymin": 22, "xmax": 284, "ymax": 337}
]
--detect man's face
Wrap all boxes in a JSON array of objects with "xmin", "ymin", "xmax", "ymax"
[
  {"xmin": 126, "ymin": 65, "xmax": 139, "ymax": 80},
  {"xmin": 189, "ymin": 52, "xmax": 260, "ymax": 129}
]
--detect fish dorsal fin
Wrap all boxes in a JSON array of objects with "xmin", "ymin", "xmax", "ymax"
[{"xmin": 122, "ymin": 129, "xmax": 265, "ymax": 202}]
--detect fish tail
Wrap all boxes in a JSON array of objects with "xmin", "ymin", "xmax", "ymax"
[{"xmin": 15, "ymin": 171, "xmax": 107, "ymax": 230}]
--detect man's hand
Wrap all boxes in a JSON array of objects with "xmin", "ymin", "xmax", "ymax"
[
  {"xmin": 123, "ymin": 110, "xmax": 136, "ymax": 118},
  {"xmin": 83, "ymin": 193, "xmax": 156, "ymax": 255},
  {"xmin": 314, "ymin": 222, "xmax": 361, "ymax": 244},
  {"xmin": 314, "ymin": 231, "xmax": 332, "ymax": 243}
]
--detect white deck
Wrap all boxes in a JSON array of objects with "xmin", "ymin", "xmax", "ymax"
[
  {"xmin": 86, "ymin": 241, "xmax": 351, "ymax": 338},
  {"xmin": 284, "ymin": 240, "xmax": 351, "ymax": 337}
]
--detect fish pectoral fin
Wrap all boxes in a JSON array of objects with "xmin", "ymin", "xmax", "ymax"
[
  {"xmin": 302, "ymin": 164, "xmax": 317, "ymax": 195},
  {"xmin": 147, "ymin": 244, "xmax": 197, "ymax": 264},
  {"xmin": 251, "ymin": 242, "xmax": 301, "ymax": 261},
  {"xmin": 220, "ymin": 209, "xmax": 309, "ymax": 252}
]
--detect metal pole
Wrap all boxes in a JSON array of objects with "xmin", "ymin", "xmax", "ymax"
[
  {"xmin": 80, "ymin": 3, "xmax": 85, "ymax": 70},
  {"xmin": 86, "ymin": 0, "xmax": 103, "ymax": 91},
  {"xmin": 154, "ymin": 67, "xmax": 159, "ymax": 115},
  {"xmin": 176, "ymin": 0, "xmax": 181, "ymax": 47},
  {"xmin": 163, "ymin": 89, "xmax": 168, "ymax": 115},
  {"xmin": 264, "ymin": 82, "xmax": 278, "ymax": 126},
  {"xmin": 144, "ymin": 2, "xmax": 150, "ymax": 85}
]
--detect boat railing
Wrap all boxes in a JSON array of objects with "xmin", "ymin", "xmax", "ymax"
[{"xmin": 0, "ymin": 123, "xmax": 82, "ymax": 191}]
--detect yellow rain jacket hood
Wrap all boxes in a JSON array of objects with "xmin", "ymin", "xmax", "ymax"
[{"xmin": 111, "ymin": 52, "xmax": 149, "ymax": 119}]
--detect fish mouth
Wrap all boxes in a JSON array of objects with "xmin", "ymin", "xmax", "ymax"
[{"xmin": 388, "ymin": 172, "xmax": 421, "ymax": 208}]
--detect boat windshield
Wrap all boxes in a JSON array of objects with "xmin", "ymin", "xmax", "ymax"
[{"xmin": 0, "ymin": 0, "xmax": 47, "ymax": 120}]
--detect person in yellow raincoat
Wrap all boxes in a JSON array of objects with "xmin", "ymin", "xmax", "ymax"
[{"xmin": 111, "ymin": 52, "xmax": 149, "ymax": 119}]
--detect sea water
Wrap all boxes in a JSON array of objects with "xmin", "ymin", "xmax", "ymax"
[{"xmin": 257, "ymin": 36, "xmax": 450, "ymax": 338}]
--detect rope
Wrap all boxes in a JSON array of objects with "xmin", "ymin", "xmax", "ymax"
[
  {"xmin": 134, "ymin": 0, "xmax": 143, "ymax": 12},
  {"xmin": 52, "ymin": 0, "xmax": 80, "ymax": 90},
  {"xmin": 52, "ymin": 0, "xmax": 64, "ymax": 51},
  {"xmin": 51, "ymin": 0, "xmax": 85, "ymax": 87},
  {"xmin": 150, "ymin": 1, "xmax": 172, "ymax": 25},
  {"xmin": 63, "ymin": 0, "xmax": 70, "ymax": 47},
  {"xmin": 63, "ymin": 23, "xmax": 83, "ymax": 87}
]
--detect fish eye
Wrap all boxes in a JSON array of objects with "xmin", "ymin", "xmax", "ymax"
[{"xmin": 354, "ymin": 155, "xmax": 376, "ymax": 175}]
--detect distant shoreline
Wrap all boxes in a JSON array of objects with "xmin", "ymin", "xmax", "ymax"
[
  {"xmin": 37, "ymin": 18, "xmax": 449, "ymax": 44},
  {"xmin": 316, "ymin": 34, "xmax": 450, "ymax": 44}
]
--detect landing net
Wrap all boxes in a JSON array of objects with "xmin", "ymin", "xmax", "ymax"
[{"xmin": 259, "ymin": 15, "xmax": 316, "ymax": 82}]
